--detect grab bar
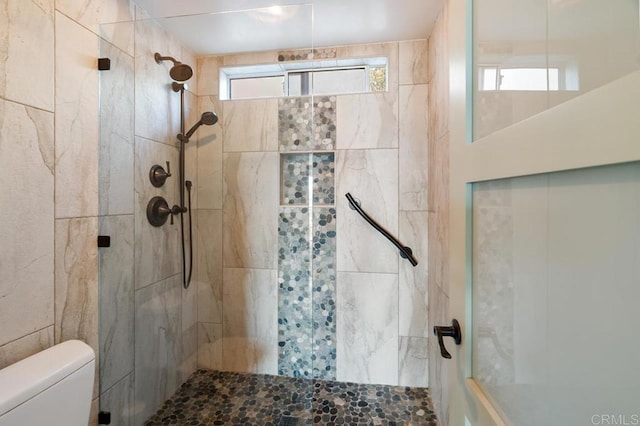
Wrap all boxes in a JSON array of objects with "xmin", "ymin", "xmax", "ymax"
[{"xmin": 345, "ymin": 193, "xmax": 418, "ymax": 267}]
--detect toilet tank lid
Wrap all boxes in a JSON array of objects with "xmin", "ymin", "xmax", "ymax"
[{"xmin": 0, "ymin": 340, "xmax": 95, "ymax": 416}]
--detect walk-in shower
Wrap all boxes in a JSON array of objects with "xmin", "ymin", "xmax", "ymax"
[{"xmin": 149, "ymin": 52, "xmax": 218, "ymax": 289}]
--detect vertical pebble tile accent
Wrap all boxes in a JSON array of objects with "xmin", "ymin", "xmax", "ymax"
[
  {"xmin": 281, "ymin": 154, "xmax": 311, "ymax": 205},
  {"xmin": 278, "ymin": 93, "xmax": 337, "ymax": 380},
  {"xmin": 312, "ymin": 96, "xmax": 336, "ymax": 150},
  {"xmin": 312, "ymin": 153, "xmax": 335, "ymax": 205},
  {"xmin": 277, "ymin": 48, "xmax": 338, "ymax": 62},
  {"xmin": 279, "ymin": 97, "xmax": 312, "ymax": 151},
  {"xmin": 311, "ymin": 208, "xmax": 337, "ymax": 380},
  {"xmin": 278, "ymin": 207, "xmax": 312, "ymax": 378}
]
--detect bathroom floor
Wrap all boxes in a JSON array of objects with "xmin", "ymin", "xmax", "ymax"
[{"xmin": 144, "ymin": 370, "xmax": 439, "ymax": 425}]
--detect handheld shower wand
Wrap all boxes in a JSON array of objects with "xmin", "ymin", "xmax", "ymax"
[{"xmin": 177, "ymin": 112, "xmax": 218, "ymax": 142}]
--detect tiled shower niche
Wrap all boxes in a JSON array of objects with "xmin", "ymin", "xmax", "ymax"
[
  {"xmin": 280, "ymin": 153, "xmax": 335, "ymax": 206},
  {"xmin": 278, "ymin": 96, "xmax": 337, "ymax": 379}
]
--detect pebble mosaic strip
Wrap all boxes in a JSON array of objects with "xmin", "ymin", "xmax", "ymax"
[
  {"xmin": 311, "ymin": 207, "xmax": 337, "ymax": 380},
  {"xmin": 313, "ymin": 97, "xmax": 337, "ymax": 151},
  {"xmin": 278, "ymin": 207, "xmax": 313, "ymax": 377},
  {"xmin": 281, "ymin": 154, "xmax": 311, "ymax": 205},
  {"xmin": 144, "ymin": 369, "xmax": 439, "ymax": 425},
  {"xmin": 279, "ymin": 96, "xmax": 336, "ymax": 151},
  {"xmin": 278, "ymin": 48, "xmax": 338, "ymax": 62},
  {"xmin": 312, "ymin": 153, "xmax": 335, "ymax": 205},
  {"xmin": 279, "ymin": 97, "xmax": 312, "ymax": 151}
]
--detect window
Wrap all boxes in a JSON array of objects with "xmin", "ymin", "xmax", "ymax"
[
  {"xmin": 220, "ymin": 57, "xmax": 388, "ymax": 100},
  {"xmin": 479, "ymin": 66, "xmax": 561, "ymax": 91}
]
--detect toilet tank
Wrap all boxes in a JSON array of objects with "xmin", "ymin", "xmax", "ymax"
[{"xmin": 0, "ymin": 340, "xmax": 95, "ymax": 426}]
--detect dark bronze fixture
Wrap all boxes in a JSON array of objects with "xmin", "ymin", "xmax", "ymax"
[
  {"xmin": 154, "ymin": 52, "xmax": 193, "ymax": 81},
  {"xmin": 345, "ymin": 192, "xmax": 418, "ymax": 266},
  {"xmin": 433, "ymin": 319, "xmax": 462, "ymax": 359},
  {"xmin": 146, "ymin": 196, "xmax": 184, "ymax": 227},
  {"xmin": 149, "ymin": 161, "xmax": 172, "ymax": 188}
]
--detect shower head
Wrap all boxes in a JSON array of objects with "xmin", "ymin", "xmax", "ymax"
[
  {"xmin": 154, "ymin": 52, "xmax": 193, "ymax": 82},
  {"xmin": 178, "ymin": 112, "xmax": 219, "ymax": 143}
]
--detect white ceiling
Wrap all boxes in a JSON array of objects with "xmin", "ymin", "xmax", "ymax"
[{"xmin": 131, "ymin": 0, "xmax": 444, "ymax": 55}]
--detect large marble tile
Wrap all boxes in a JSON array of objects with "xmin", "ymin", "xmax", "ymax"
[
  {"xmin": 428, "ymin": 209, "xmax": 449, "ymax": 296},
  {"xmin": 427, "ymin": 132, "xmax": 449, "ymax": 215},
  {"xmin": 427, "ymin": 284, "xmax": 449, "ymax": 425},
  {"xmin": 195, "ymin": 210, "xmax": 223, "ymax": 323},
  {"xmin": 336, "ymin": 149, "xmax": 398, "ymax": 273},
  {"xmin": 0, "ymin": 327, "xmax": 53, "ymax": 370},
  {"xmin": 197, "ymin": 322, "xmax": 222, "ymax": 370},
  {"xmin": 183, "ymin": 89, "xmax": 199, "ymax": 209},
  {"xmin": 336, "ymin": 92, "xmax": 398, "ymax": 149},
  {"xmin": 223, "ymin": 152, "xmax": 279, "ymax": 269},
  {"xmin": 134, "ymin": 16, "xmax": 184, "ymax": 144},
  {"xmin": 196, "ymin": 95, "xmax": 224, "ymax": 210},
  {"xmin": 99, "ymin": 373, "xmax": 135, "ymax": 426},
  {"xmin": 427, "ymin": 5, "xmax": 448, "ymax": 86},
  {"xmin": 180, "ymin": 313, "xmax": 198, "ymax": 384},
  {"xmin": 336, "ymin": 272, "xmax": 399, "ymax": 386},
  {"xmin": 399, "ymin": 212, "xmax": 429, "ymax": 337},
  {"xmin": 222, "ymin": 268, "xmax": 278, "ymax": 375},
  {"xmin": 99, "ymin": 38, "xmax": 134, "ymax": 216},
  {"xmin": 197, "ymin": 55, "xmax": 223, "ymax": 96},
  {"xmin": 55, "ymin": 12, "xmax": 100, "ymax": 219},
  {"xmin": 134, "ymin": 137, "xmax": 181, "ymax": 289},
  {"xmin": 399, "ymin": 336, "xmax": 429, "ymax": 387},
  {"xmin": 99, "ymin": 215, "xmax": 134, "ymax": 393},
  {"xmin": 0, "ymin": 0, "xmax": 54, "ymax": 111},
  {"xmin": 223, "ymin": 99, "xmax": 278, "ymax": 152},
  {"xmin": 336, "ymin": 42, "xmax": 399, "ymax": 90},
  {"xmin": 399, "ymin": 39, "xmax": 429, "ymax": 85},
  {"xmin": 399, "ymin": 85, "xmax": 429, "ymax": 211},
  {"xmin": 55, "ymin": 0, "xmax": 134, "ymax": 55},
  {"xmin": 134, "ymin": 274, "xmax": 182, "ymax": 424},
  {"xmin": 55, "ymin": 217, "xmax": 99, "ymax": 398},
  {"xmin": 0, "ymin": 99, "xmax": 54, "ymax": 346},
  {"xmin": 222, "ymin": 50, "xmax": 278, "ymax": 66}
]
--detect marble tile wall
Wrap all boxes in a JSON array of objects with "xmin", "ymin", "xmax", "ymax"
[
  {"xmin": 55, "ymin": 12, "xmax": 100, "ymax": 219},
  {"xmin": 99, "ymin": 38, "xmax": 135, "ymax": 216},
  {"xmin": 223, "ymin": 152, "xmax": 279, "ymax": 269},
  {"xmin": 222, "ymin": 268, "xmax": 278, "ymax": 375},
  {"xmin": 336, "ymin": 149, "xmax": 399, "ymax": 274},
  {"xmin": 196, "ymin": 39, "xmax": 429, "ymax": 389},
  {"xmin": 0, "ymin": 99, "xmax": 54, "ymax": 352},
  {"xmin": 427, "ymin": 2, "xmax": 451, "ymax": 423},
  {"xmin": 134, "ymin": 274, "xmax": 183, "ymax": 424},
  {"xmin": 336, "ymin": 272, "xmax": 399, "ymax": 385},
  {"xmin": 55, "ymin": 217, "xmax": 100, "ymax": 397},
  {"xmin": 223, "ymin": 99, "xmax": 278, "ymax": 152},
  {"xmin": 1, "ymin": 1, "xmax": 201, "ymax": 424}
]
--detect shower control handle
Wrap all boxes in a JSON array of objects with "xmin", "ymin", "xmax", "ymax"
[
  {"xmin": 147, "ymin": 196, "xmax": 182, "ymax": 227},
  {"xmin": 433, "ymin": 319, "xmax": 462, "ymax": 359},
  {"xmin": 149, "ymin": 162, "xmax": 172, "ymax": 187}
]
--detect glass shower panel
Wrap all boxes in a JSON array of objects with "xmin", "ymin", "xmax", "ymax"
[
  {"xmin": 547, "ymin": 0, "xmax": 640, "ymax": 108},
  {"xmin": 473, "ymin": 0, "xmax": 549, "ymax": 139},
  {"xmin": 473, "ymin": 0, "xmax": 640, "ymax": 140},
  {"xmin": 472, "ymin": 162, "xmax": 640, "ymax": 425}
]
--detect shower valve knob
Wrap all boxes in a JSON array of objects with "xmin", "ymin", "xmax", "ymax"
[{"xmin": 149, "ymin": 162, "xmax": 172, "ymax": 187}]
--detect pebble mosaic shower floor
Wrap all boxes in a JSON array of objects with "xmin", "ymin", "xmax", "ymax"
[{"xmin": 144, "ymin": 370, "xmax": 439, "ymax": 426}]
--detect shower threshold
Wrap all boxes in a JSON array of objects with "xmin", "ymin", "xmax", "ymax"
[{"xmin": 144, "ymin": 370, "xmax": 439, "ymax": 425}]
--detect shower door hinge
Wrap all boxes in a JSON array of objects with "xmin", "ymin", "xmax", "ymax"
[
  {"xmin": 98, "ymin": 57, "xmax": 111, "ymax": 71},
  {"xmin": 97, "ymin": 235, "xmax": 111, "ymax": 248},
  {"xmin": 98, "ymin": 411, "xmax": 111, "ymax": 424}
]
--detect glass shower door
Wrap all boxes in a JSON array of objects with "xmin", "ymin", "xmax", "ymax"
[{"xmin": 445, "ymin": 0, "xmax": 640, "ymax": 424}]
